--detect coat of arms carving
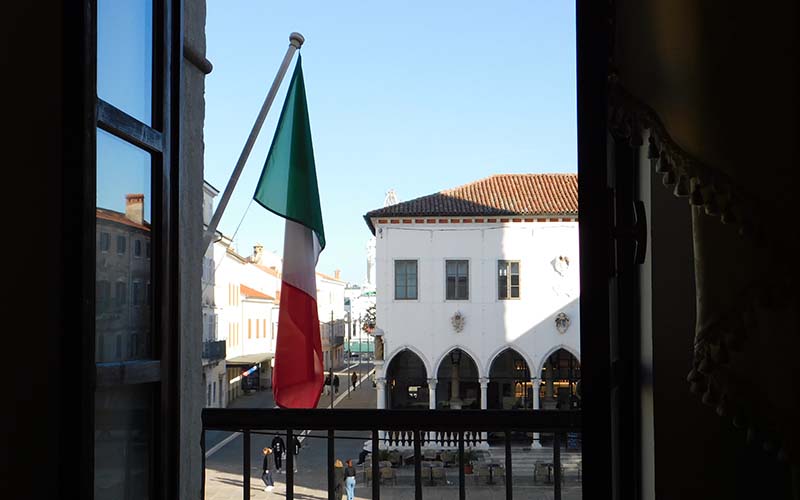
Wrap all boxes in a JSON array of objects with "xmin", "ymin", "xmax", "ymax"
[
  {"xmin": 451, "ymin": 311, "xmax": 465, "ymax": 333},
  {"xmin": 555, "ymin": 312, "xmax": 570, "ymax": 334}
]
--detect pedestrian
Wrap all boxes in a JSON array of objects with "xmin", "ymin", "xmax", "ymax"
[
  {"xmin": 333, "ymin": 459, "xmax": 345, "ymax": 500},
  {"xmin": 261, "ymin": 447, "xmax": 275, "ymax": 493},
  {"xmin": 344, "ymin": 459, "xmax": 357, "ymax": 500},
  {"xmin": 324, "ymin": 374, "xmax": 331, "ymax": 395},
  {"xmin": 351, "ymin": 372, "xmax": 357, "ymax": 389},
  {"xmin": 270, "ymin": 434, "xmax": 286, "ymax": 473},
  {"xmin": 333, "ymin": 374, "xmax": 340, "ymax": 394},
  {"xmin": 291, "ymin": 435, "xmax": 302, "ymax": 473}
]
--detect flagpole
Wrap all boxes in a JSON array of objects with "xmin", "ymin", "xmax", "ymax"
[{"xmin": 203, "ymin": 32, "xmax": 305, "ymax": 250}]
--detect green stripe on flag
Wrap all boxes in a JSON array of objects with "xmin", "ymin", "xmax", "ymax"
[{"xmin": 253, "ymin": 55, "xmax": 325, "ymax": 249}]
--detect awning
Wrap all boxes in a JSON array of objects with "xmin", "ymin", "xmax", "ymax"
[{"xmin": 226, "ymin": 353, "xmax": 273, "ymax": 366}]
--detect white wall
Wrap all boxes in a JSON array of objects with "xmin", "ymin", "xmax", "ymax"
[{"xmin": 375, "ymin": 220, "xmax": 580, "ymax": 380}]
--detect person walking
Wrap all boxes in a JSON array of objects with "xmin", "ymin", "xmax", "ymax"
[
  {"xmin": 351, "ymin": 371, "xmax": 357, "ymax": 390},
  {"xmin": 290, "ymin": 435, "xmax": 302, "ymax": 473},
  {"xmin": 344, "ymin": 459, "xmax": 357, "ymax": 500},
  {"xmin": 333, "ymin": 374, "xmax": 340, "ymax": 394},
  {"xmin": 270, "ymin": 434, "xmax": 286, "ymax": 473},
  {"xmin": 324, "ymin": 373, "xmax": 331, "ymax": 395},
  {"xmin": 261, "ymin": 447, "xmax": 275, "ymax": 493},
  {"xmin": 333, "ymin": 459, "xmax": 345, "ymax": 500}
]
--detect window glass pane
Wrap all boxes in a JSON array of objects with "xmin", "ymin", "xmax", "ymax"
[
  {"xmin": 511, "ymin": 286, "xmax": 520, "ymax": 298},
  {"xmin": 458, "ymin": 276, "xmax": 468, "ymax": 299},
  {"xmin": 498, "ymin": 276, "xmax": 508, "ymax": 299},
  {"xmin": 96, "ymin": 129, "xmax": 152, "ymax": 362},
  {"xmin": 510, "ymin": 274, "xmax": 520, "ymax": 286},
  {"xmin": 395, "ymin": 284, "xmax": 405, "ymax": 300},
  {"xmin": 458, "ymin": 261, "xmax": 468, "ymax": 276},
  {"xmin": 97, "ymin": 0, "xmax": 153, "ymax": 124},
  {"xmin": 446, "ymin": 261, "xmax": 456, "ymax": 276},
  {"xmin": 446, "ymin": 276, "xmax": 456, "ymax": 299},
  {"xmin": 407, "ymin": 285, "xmax": 417, "ymax": 299},
  {"xmin": 94, "ymin": 384, "xmax": 153, "ymax": 500},
  {"xmin": 510, "ymin": 262, "xmax": 519, "ymax": 274}
]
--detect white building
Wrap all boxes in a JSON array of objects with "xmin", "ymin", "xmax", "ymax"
[
  {"xmin": 364, "ymin": 174, "xmax": 580, "ymax": 426},
  {"xmin": 202, "ymin": 182, "xmax": 226, "ymax": 408}
]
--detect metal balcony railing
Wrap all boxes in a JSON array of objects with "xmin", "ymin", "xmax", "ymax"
[
  {"xmin": 202, "ymin": 340, "xmax": 226, "ymax": 361},
  {"xmin": 202, "ymin": 408, "xmax": 581, "ymax": 500}
]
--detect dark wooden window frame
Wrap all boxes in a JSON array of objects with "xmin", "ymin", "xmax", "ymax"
[
  {"xmin": 445, "ymin": 259, "xmax": 469, "ymax": 301},
  {"xmin": 63, "ymin": 0, "xmax": 182, "ymax": 498},
  {"xmin": 59, "ymin": 0, "xmax": 616, "ymax": 498},
  {"xmin": 497, "ymin": 260, "xmax": 521, "ymax": 300},
  {"xmin": 394, "ymin": 259, "xmax": 418, "ymax": 300}
]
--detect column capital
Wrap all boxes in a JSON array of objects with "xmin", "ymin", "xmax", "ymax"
[
  {"xmin": 427, "ymin": 378, "xmax": 438, "ymax": 387},
  {"xmin": 479, "ymin": 377, "xmax": 489, "ymax": 387},
  {"xmin": 531, "ymin": 376, "xmax": 540, "ymax": 382},
  {"xmin": 376, "ymin": 377, "xmax": 386, "ymax": 387}
]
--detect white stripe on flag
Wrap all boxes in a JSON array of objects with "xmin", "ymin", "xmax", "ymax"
[{"xmin": 281, "ymin": 219, "xmax": 321, "ymax": 297}]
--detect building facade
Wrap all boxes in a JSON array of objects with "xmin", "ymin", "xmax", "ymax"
[{"xmin": 364, "ymin": 174, "xmax": 581, "ymax": 424}]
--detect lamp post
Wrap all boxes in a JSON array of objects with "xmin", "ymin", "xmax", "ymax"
[{"xmin": 449, "ymin": 349, "xmax": 462, "ymax": 410}]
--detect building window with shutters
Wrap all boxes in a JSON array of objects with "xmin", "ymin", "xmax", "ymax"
[{"xmin": 498, "ymin": 260, "xmax": 521, "ymax": 299}]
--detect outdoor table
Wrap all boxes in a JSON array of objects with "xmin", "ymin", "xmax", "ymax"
[
  {"xmin": 536, "ymin": 462, "xmax": 555, "ymax": 483},
  {"xmin": 486, "ymin": 462, "xmax": 501, "ymax": 485}
]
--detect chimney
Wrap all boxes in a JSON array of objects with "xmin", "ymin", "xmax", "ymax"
[
  {"xmin": 334, "ymin": 269, "xmax": 341, "ymax": 280},
  {"xmin": 125, "ymin": 194, "xmax": 144, "ymax": 224},
  {"xmin": 252, "ymin": 243, "xmax": 264, "ymax": 264}
]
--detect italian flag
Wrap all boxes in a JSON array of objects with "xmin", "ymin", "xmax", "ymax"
[{"xmin": 253, "ymin": 55, "xmax": 325, "ymax": 408}]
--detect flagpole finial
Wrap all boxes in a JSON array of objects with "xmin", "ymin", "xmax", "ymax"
[{"xmin": 289, "ymin": 32, "xmax": 305, "ymax": 48}]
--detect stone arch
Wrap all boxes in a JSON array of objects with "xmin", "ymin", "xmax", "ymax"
[
  {"xmin": 485, "ymin": 345, "xmax": 535, "ymax": 380},
  {"xmin": 487, "ymin": 347, "xmax": 534, "ymax": 410},
  {"xmin": 434, "ymin": 347, "xmax": 481, "ymax": 410},
  {"xmin": 384, "ymin": 347, "xmax": 431, "ymax": 410},
  {"xmin": 433, "ymin": 345, "xmax": 484, "ymax": 379},
  {"xmin": 535, "ymin": 344, "xmax": 581, "ymax": 377},
  {"xmin": 384, "ymin": 344, "xmax": 432, "ymax": 378}
]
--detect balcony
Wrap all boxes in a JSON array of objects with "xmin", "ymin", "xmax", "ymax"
[
  {"xmin": 202, "ymin": 408, "xmax": 581, "ymax": 499},
  {"xmin": 202, "ymin": 340, "xmax": 226, "ymax": 362}
]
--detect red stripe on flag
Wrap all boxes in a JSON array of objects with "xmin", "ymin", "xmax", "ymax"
[{"xmin": 272, "ymin": 281, "xmax": 324, "ymax": 408}]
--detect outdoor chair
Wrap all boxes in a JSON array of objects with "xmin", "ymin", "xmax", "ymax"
[
  {"xmin": 379, "ymin": 460, "xmax": 393, "ymax": 469},
  {"xmin": 380, "ymin": 466, "xmax": 397, "ymax": 485},
  {"xmin": 364, "ymin": 466, "xmax": 372, "ymax": 484},
  {"xmin": 431, "ymin": 466, "xmax": 448, "ymax": 485},
  {"xmin": 423, "ymin": 449, "xmax": 438, "ymax": 461},
  {"xmin": 388, "ymin": 450, "xmax": 402, "ymax": 467},
  {"xmin": 474, "ymin": 464, "xmax": 490, "ymax": 485}
]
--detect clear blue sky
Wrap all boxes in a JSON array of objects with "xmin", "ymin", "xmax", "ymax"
[{"xmin": 204, "ymin": 1, "xmax": 576, "ymax": 284}]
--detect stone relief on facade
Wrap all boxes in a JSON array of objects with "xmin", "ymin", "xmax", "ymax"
[
  {"xmin": 451, "ymin": 311, "xmax": 465, "ymax": 333},
  {"xmin": 555, "ymin": 312, "xmax": 571, "ymax": 334}
]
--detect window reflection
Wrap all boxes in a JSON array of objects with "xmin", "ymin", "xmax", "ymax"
[
  {"xmin": 96, "ymin": 130, "xmax": 152, "ymax": 362},
  {"xmin": 94, "ymin": 384, "xmax": 153, "ymax": 500},
  {"xmin": 97, "ymin": 0, "xmax": 153, "ymax": 124}
]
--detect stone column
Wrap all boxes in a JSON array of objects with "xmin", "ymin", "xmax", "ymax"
[
  {"xmin": 450, "ymin": 362, "xmax": 462, "ymax": 409},
  {"xmin": 479, "ymin": 377, "xmax": 489, "ymax": 447},
  {"xmin": 427, "ymin": 378, "xmax": 437, "ymax": 410},
  {"xmin": 531, "ymin": 377, "xmax": 542, "ymax": 448},
  {"xmin": 479, "ymin": 377, "xmax": 489, "ymax": 410},
  {"xmin": 376, "ymin": 377, "xmax": 387, "ymax": 410}
]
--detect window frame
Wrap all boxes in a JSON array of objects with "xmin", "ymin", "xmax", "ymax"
[
  {"xmin": 497, "ymin": 260, "xmax": 521, "ymax": 300},
  {"xmin": 393, "ymin": 259, "xmax": 419, "ymax": 300},
  {"xmin": 444, "ymin": 259, "xmax": 470, "ymax": 301},
  {"xmin": 67, "ymin": 0, "xmax": 183, "ymax": 497}
]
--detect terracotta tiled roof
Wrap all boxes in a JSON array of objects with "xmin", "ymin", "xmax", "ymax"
[
  {"xmin": 240, "ymin": 285, "xmax": 274, "ymax": 301},
  {"xmin": 316, "ymin": 271, "xmax": 345, "ymax": 283},
  {"xmin": 255, "ymin": 264, "xmax": 282, "ymax": 278},
  {"xmin": 364, "ymin": 174, "xmax": 577, "ymax": 232},
  {"xmin": 96, "ymin": 208, "xmax": 151, "ymax": 232}
]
